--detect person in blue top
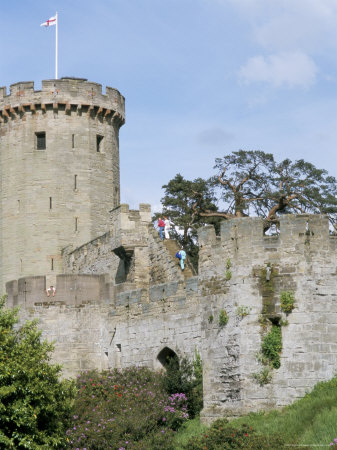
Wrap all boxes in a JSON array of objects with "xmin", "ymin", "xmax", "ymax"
[{"xmin": 176, "ymin": 248, "xmax": 186, "ymax": 271}]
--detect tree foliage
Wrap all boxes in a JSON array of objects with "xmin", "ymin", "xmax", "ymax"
[
  {"xmin": 0, "ymin": 296, "xmax": 75, "ymax": 449},
  {"xmin": 212, "ymin": 151, "xmax": 337, "ymax": 229},
  {"xmin": 213, "ymin": 150, "xmax": 274, "ymax": 218},
  {"xmin": 156, "ymin": 174, "xmax": 220, "ymax": 269},
  {"xmin": 158, "ymin": 152, "xmax": 337, "ymax": 240}
]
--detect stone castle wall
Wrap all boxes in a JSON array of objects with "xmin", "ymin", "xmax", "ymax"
[
  {"xmin": 7, "ymin": 271, "xmax": 200, "ymax": 379},
  {"xmin": 199, "ymin": 214, "xmax": 337, "ymax": 421},
  {"xmin": 62, "ymin": 203, "xmax": 184, "ymax": 287},
  {"xmin": 6, "ymin": 211, "xmax": 337, "ymax": 423},
  {"xmin": 0, "ymin": 78, "xmax": 125, "ymax": 290}
]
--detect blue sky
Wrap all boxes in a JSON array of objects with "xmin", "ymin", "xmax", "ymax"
[{"xmin": 1, "ymin": 0, "xmax": 336, "ymax": 211}]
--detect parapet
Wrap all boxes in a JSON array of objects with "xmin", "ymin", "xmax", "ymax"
[
  {"xmin": 0, "ymin": 78, "xmax": 125, "ymax": 124},
  {"xmin": 198, "ymin": 214, "xmax": 335, "ymax": 251},
  {"xmin": 110, "ymin": 203, "xmax": 152, "ymax": 235},
  {"xmin": 5, "ymin": 274, "xmax": 112, "ymax": 308}
]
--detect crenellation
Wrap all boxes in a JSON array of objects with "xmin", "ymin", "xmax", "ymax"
[{"xmin": 0, "ymin": 79, "xmax": 125, "ymax": 124}]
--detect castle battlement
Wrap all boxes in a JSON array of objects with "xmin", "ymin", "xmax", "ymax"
[
  {"xmin": 199, "ymin": 214, "xmax": 333, "ymax": 249},
  {"xmin": 0, "ymin": 78, "xmax": 125, "ymax": 124}
]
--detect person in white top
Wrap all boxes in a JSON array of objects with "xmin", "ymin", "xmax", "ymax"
[{"xmin": 164, "ymin": 216, "xmax": 171, "ymax": 239}]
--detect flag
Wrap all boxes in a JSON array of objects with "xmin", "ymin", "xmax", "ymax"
[{"xmin": 40, "ymin": 15, "xmax": 57, "ymax": 27}]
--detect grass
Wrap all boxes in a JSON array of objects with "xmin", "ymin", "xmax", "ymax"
[
  {"xmin": 173, "ymin": 417, "xmax": 208, "ymax": 449},
  {"xmin": 173, "ymin": 375, "xmax": 337, "ymax": 448}
]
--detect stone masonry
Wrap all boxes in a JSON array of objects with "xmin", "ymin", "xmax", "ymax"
[
  {"xmin": 2, "ymin": 79, "xmax": 337, "ymax": 424},
  {"xmin": 5, "ymin": 211, "xmax": 337, "ymax": 423},
  {"xmin": 0, "ymin": 78, "xmax": 124, "ymax": 290}
]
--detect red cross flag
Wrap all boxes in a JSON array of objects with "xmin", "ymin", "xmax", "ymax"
[
  {"xmin": 40, "ymin": 12, "xmax": 59, "ymax": 79},
  {"xmin": 40, "ymin": 15, "xmax": 57, "ymax": 27}
]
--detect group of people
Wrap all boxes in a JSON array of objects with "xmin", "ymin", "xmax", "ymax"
[{"xmin": 157, "ymin": 216, "xmax": 186, "ymax": 271}]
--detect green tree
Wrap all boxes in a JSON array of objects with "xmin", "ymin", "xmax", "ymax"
[
  {"xmin": 213, "ymin": 150, "xmax": 275, "ymax": 218},
  {"xmin": 0, "ymin": 296, "xmax": 75, "ymax": 449},
  {"xmin": 156, "ymin": 173, "xmax": 220, "ymax": 269},
  {"xmin": 265, "ymin": 158, "xmax": 337, "ymax": 229},
  {"xmin": 201, "ymin": 151, "xmax": 337, "ymax": 231}
]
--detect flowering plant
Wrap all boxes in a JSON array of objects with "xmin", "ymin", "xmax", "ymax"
[{"xmin": 66, "ymin": 367, "xmax": 188, "ymax": 449}]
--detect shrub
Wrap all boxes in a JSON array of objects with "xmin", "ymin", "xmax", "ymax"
[
  {"xmin": 66, "ymin": 367, "xmax": 188, "ymax": 449},
  {"xmin": 183, "ymin": 419, "xmax": 285, "ymax": 449},
  {"xmin": 219, "ymin": 309, "xmax": 229, "ymax": 326},
  {"xmin": 252, "ymin": 367, "xmax": 272, "ymax": 386},
  {"xmin": 280, "ymin": 291, "xmax": 295, "ymax": 313},
  {"xmin": 161, "ymin": 350, "xmax": 203, "ymax": 418},
  {"xmin": 261, "ymin": 325, "xmax": 282, "ymax": 369},
  {"xmin": 0, "ymin": 296, "xmax": 75, "ymax": 449}
]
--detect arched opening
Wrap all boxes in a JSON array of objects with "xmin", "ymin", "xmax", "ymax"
[{"xmin": 157, "ymin": 346, "xmax": 178, "ymax": 369}]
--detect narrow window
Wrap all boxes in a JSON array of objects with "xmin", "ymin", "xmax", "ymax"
[
  {"xmin": 72, "ymin": 134, "xmax": 75, "ymax": 148},
  {"xmin": 49, "ymin": 197, "xmax": 52, "ymax": 210},
  {"xmin": 36, "ymin": 132, "xmax": 46, "ymax": 150},
  {"xmin": 74, "ymin": 175, "xmax": 77, "ymax": 190},
  {"xmin": 75, "ymin": 217, "xmax": 78, "ymax": 232},
  {"xmin": 96, "ymin": 134, "xmax": 104, "ymax": 152},
  {"xmin": 116, "ymin": 344, "xmax": 122, "ymax": 352},
  {"xmin": 51, "ymin": 258, "xmax": 54, "ymax": 271},
  {"xmin": 17, "ymin": 200, "xmax": 20, "ymax": 213}
]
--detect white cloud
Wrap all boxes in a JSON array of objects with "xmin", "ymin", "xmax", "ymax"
[
  {"xmin": 238, "ymin": 52, "xmax": 318, "ymax": 88},
  {"xmin": 226, "ymin": 0, "xmax": 337, "ymax": 54}
]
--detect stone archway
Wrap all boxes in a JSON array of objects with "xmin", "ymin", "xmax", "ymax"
[{"xmin": 157, "ymin": 346, "xmax": 178, "ymax": 369}]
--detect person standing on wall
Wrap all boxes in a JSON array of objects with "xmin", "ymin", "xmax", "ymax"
[
  {"xmin": 158, "ymin": 217, "xmax": 165, "ymax": 240},
  {"xmin": 164, "ymin": 216, "xmax": 171, "ymax": 239}
]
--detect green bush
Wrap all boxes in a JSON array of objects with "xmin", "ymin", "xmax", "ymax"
[
  {"xmin": 67, "ymin": 367, "xmax": 188, "ymax": 449},
  {"xmin": 252, "ymin": 367, "xmax": 272, "ymax": 386},
  {"xmin": 261, "ymin": 325, "xmax": 282, "ymax": 369},
  {"xmin": 0, "ymin": 296, "xmax": 75, "ymax": 449},
  {"xmin": 280, "ymin": 291, "xmax": 295, "ymax": 313},
  {"xmin": 219, "ymin": 309, "xmax": 229, "ymax": 326},
  {"xmin": 183, "ymin": 419, "xmax": 285, "ymax": 449},
  {"xmin": 161, "ymin": 351, "xmax": 203, "ymax": 418}
]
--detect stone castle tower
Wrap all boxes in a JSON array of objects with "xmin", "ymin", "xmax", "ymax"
[{"xmin": 0, "ymin": 78, "xmax": 125, "ymax": 290}]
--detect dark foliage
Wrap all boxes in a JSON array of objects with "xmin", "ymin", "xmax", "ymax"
[
  {"xmin": 154, "ymin": 173, "xmax": 220, "ymax": 270},
  {"xmin": 66, "ymin": 367, "xmax": 189, "ymax": 449},
  {"xmin": 0, "ymin": 296, "xmax": 75, "ymax": 449},
  {"xmin": 161, "ymin": 352, "xmax": 203, "ymax": 419}
]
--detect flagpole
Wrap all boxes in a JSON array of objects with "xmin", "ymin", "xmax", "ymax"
[{"xmin": 55, "ymin": 12, "xmax": 58, "ymax": 79}]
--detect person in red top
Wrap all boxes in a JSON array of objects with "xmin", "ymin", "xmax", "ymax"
[{"xmin": 158, "ymin": 217, "xmax": 165, "ymax": 240}]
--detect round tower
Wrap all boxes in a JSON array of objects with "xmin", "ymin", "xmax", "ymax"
[{"xmin": 0, "ymin": 77, "xmax": 125, "ymax": 290}]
